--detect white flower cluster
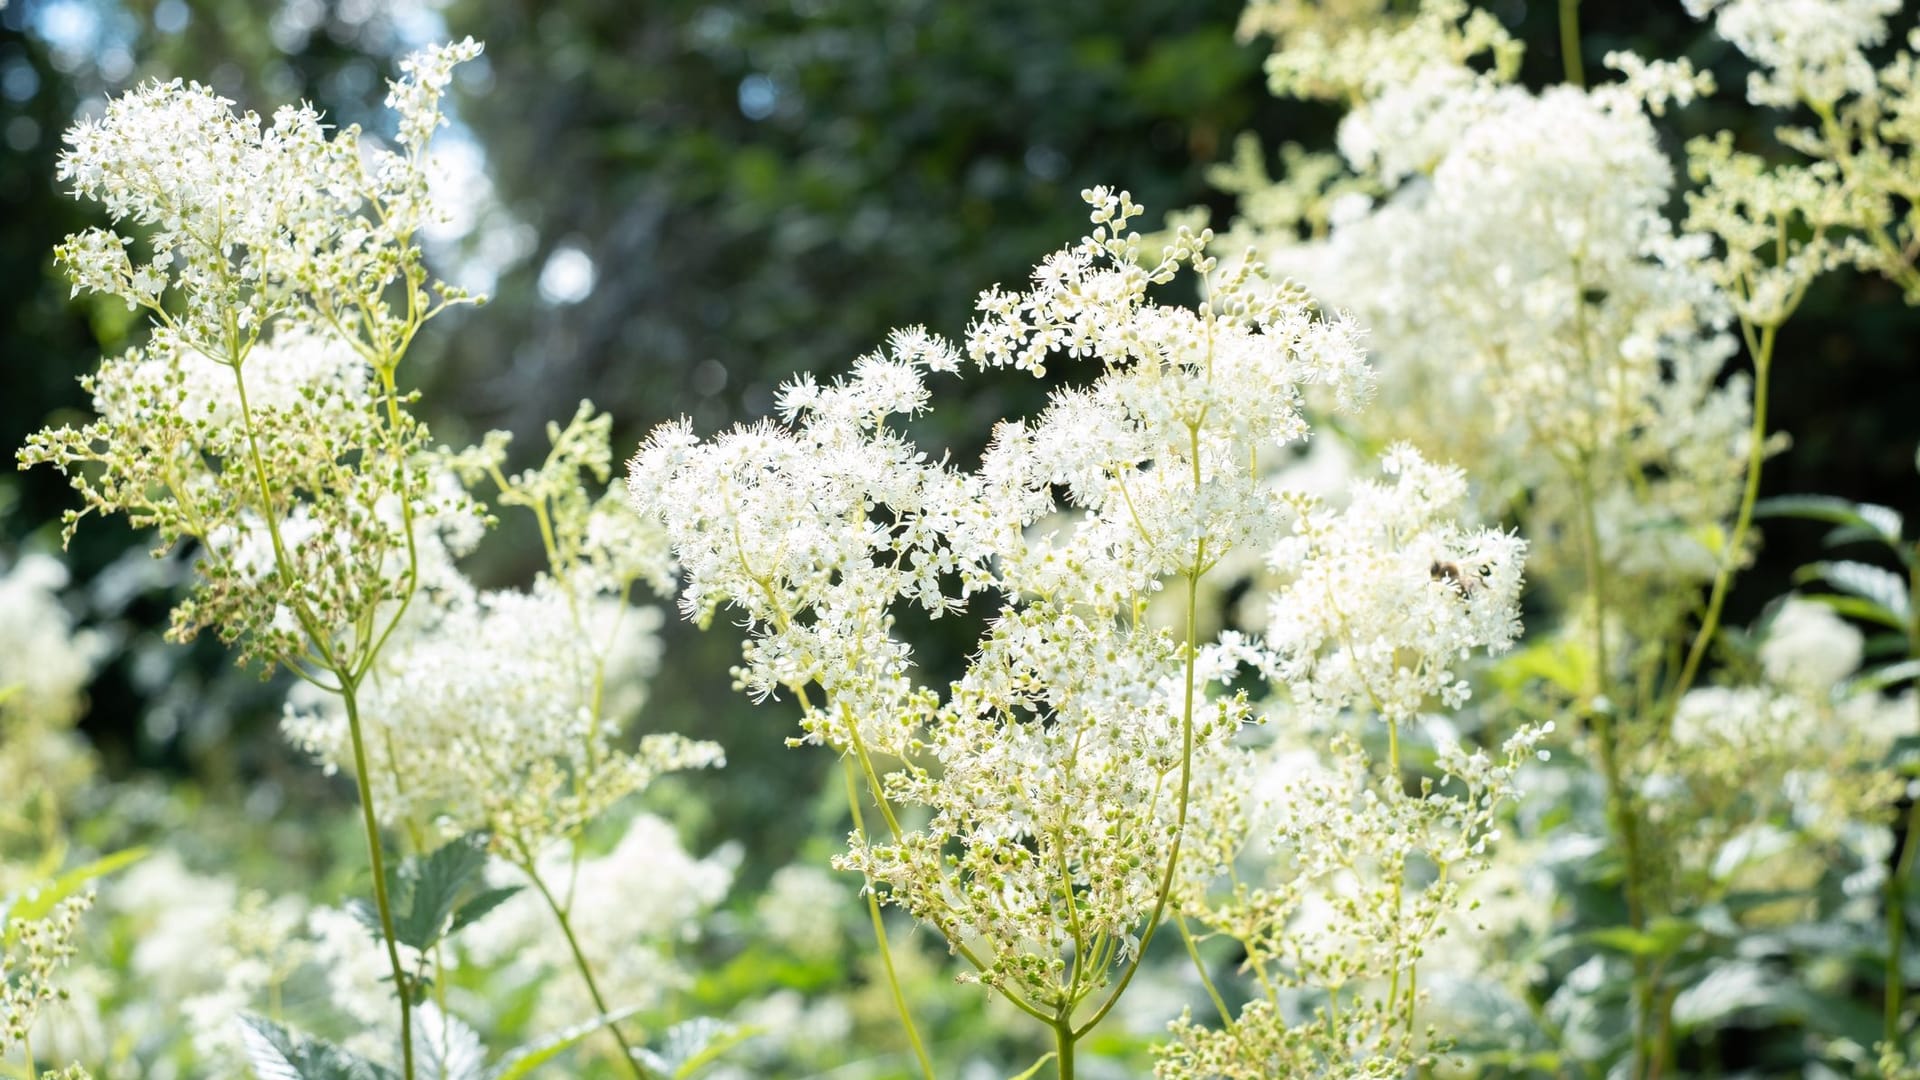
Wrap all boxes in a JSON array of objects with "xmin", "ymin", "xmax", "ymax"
[
  {"xmin": 632, "ymin": 188, "xmax": 1527, "ymax": 1048},
  {"xmin": 1230, "ymin": 6, "xmax": 1752, "ymax": 596},
  {"xmin": 2, "ymin": 892, "xmax": 93, "ymax": 1079},
  {"xmin": 55, "ymin": 39, "xmax": 479, "ymax": 340},
  {"xmin": 755, "ymin": 865, "xmax": 852, "ymax": 960},
  {"xmin": 22, "ymin": 42, "xmax": 725, "ymax": 1069},
  {"xmin": 0, "ymin": 552, "xmax": 104, "ymax": 875},
  {"xmin": 1759, "ymin": 595, "xmax": 1865, "ymax": 694},
  {"xmin": 22, "ymin": 42, "xmax": 489, "ymax": 672},
  {"xmin": 1262, "ymin": 446, "xmax": 1524, "ymax": 722},
  {"xmin": 113, "ymin": 855, "xmax": 311, "ymax": 1069},
  {"xmin": 1205, "ymin": 4, "xmax": 1920, "ymax": 1068},
  {"xmin": 1159, "ymin": 722, "xmax": 1543, "ymax": 1077},
  {"xmin": 0, "ymin": 554, "xmax": 104, "ymax": 729},
  {"xmin": 1682, "ymin": 0, "xmax": 1920, "ymax": 302},
  {"xmin": 285, "ymin": 403, "xmax": 720, "ymax": 849},
  {"xmin": 1687, "ymin": 0, "xmax": 1899, "ymax": 109},
  {"xmin": 1642, "ymin": 598, "xmax": 1904, "ymax": 901}
]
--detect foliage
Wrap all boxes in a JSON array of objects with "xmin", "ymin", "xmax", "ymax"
[{"xmin": 6, "ymin": 1, "xmax": 1920, "ymax": 1079}]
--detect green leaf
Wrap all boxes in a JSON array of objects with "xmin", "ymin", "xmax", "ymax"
[
  {"xmin": 1669, "ymin": 961, "xmax": 1879, "ymax": 1046},
  {"xmin": 413, "ymin": 1004, "xmax": 487, "ymax": 1080},
  {"xmin": 487, "ymin": 1006, "xmax": 645, "ymax": 1080},
  {"xmin": 1489, "ymin": 636, "xmax": 1591, "ymax": 696},
  {"xmin": 239, "ymin": 1016, "xmax": 399, "ymax": 1080},
  {"xmin": 345, "ymin": 898, "xmax": 383, "ymax": 941},
  {"xmin": 1420, "ymin": 973, "xmax": 1551, "ymax": 1055},
  {"xmin": 4, "ymin": 847, "xmax": 149, "ymax": 936},
  {"xmin": 1585, "ymin": 917, "xmax": 1699, "ymax": 958},
  {"xmin": 1008, "ymin": 1052, "xmax": 1058, "ymax": 1080},
  {"xmin": 1844, "ymin": 657, "xmax": 1920, "ymax": 697},
  {"xmin": 1758, "ymin": 495, "xmax": 1905, "ymax": 550},
  {"xmin": 449, "ymin": 886, "xmax": 522, "ymax": 936},
  {"xmin": 1795, "ymin": 560, "xmax": 1911, "ymax": 627},
  {"xmin": 1801, "ymin": 593, "xmax": 1910, "ymax": 632},
  {"xmin": 382, "ymin": 835, "xmax": 490, "ymax": 952},
  {"xmin": 633, "ymin": 1018, "xmax": 754, "ymax": 1079}
]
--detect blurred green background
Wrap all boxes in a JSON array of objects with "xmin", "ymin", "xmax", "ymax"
[{"xmin": 4, "ymin": 0, "xmax": 1918, "ymax": 889}]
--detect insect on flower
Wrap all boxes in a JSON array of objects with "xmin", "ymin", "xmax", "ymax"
[{"xmin": 1429, "ymin": 558, "xmax": 1486, "ymax": 599}]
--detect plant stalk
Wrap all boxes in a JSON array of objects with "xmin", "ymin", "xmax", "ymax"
[
  {"xmin": 1573, "ymin": 459, "xmax": 1652, "ymax": 1078},
  {"xmin": 520, "ymin": 855, "xmax": 652, "ymax": 1080},
  {"xmin": 1886, "ymin": 554, "xmax": 1920, "ymax": 1046},
  {"xmin": 1560, "ymin": 0, "xmax": 1585, "ymax": 87},
  {"xmin": 1669, "ymin": 324, "xmax": 1776, "ymax": 710},
  {"xmin": 841, "ymin": 757, "xmax": 938, "ymax": 1080},
  {"xmin": 341, "ymin": 686, "xmax": 415, "ymax": 1080}
]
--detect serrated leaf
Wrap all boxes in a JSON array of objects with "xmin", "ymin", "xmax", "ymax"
[
  {"xmin": 345, "ymin": 898, "xmax": 384, "ymax": 941},
  {"xmin": 1860, "ymin": 504, "xmax": 1906, "ymax": 547},
  {"xmin": 386, "ymin": 835, "xmax": 489, "ymax": 952},
  {"xmin": 1758, "ymin": 495, "xmax": 1905, "ymax": 547},
  {"xmin": 414, "ymin": 1003, "xmax": 488, "ymax": 1080},
  {"xmin": 1801, "ymin": 594, "xmax": 1910, "ymax": 632},
  {"xmin": 449, "ymin": 886, "xmax": 522, "ymax": 936},
  {"xmin": 1795, "ymin": 560, "xmax": 1911, "ymax": 627},
  {"xmin": 487, "ymin": 1006, "xmax": 645, "ymax": 1080},
  {"xmin": 1671, "ymin": 962, "xmax": 1786, "ymax": 1031},
  {"xmin": 1844, "ymin": 657, "xmax": 1920, "ymax": 697},
  {"xmin": 239, "ymin": 1015, "xmax": 399, "ymax": 1080},
  {"xmin": 633, "ymin": 1018, "xmax": 753, "ymax": 1079},
  {"xmin": 240, "ymin": 1017, "xmax": 303, "ymax": 1080}
]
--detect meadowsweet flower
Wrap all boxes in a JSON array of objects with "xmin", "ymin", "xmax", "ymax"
[
  {"xmin": 1223, "ymin": 4, "xmax": 1755, "ymax": 605},
  {"xmin": 1760, "ymin": 595, "xmax": 1865, "ymax": 694},
  {"xmin": 632, "ymin": 187, "xmax": 1519, "ymax": 1057},
  {"xmin": 0, "ymin": 552, "xmax": 104, "ymax": 881},
  {"xmin": 282, "ymin": 578, "xmax": 714, "ymax": 841},
  {"xmin": 1639, "ymin": 681, "xmax": 1901, "ymax": 910},
  {"xmin": 1603, "ymin": 51, "xmax": 1716, "ymax": 116},
  {"xmin": 0, "ymin": 554, "xmax": 103, "ymax": 728},
  {"xmin": 1689, "ymin": 0, "xmax": 1898, "ymax": 109},
  {"xmin": 1262, "ymin": 446, "xmax": 1525, "ymax": 723},
  {"xmin": 2, "ymin": 893, "xmax": 93, "ymax": 1070},
  {"xmin": 21, "ymin": 41, "xmax": 487, "ymax": 674},
  {"xmin": 21, "ymin": 42, "xmax": 732, "ymax": 1072},
  {"xmin": 756, "ymin": 866, "xmax": 853, "ymax": 960}
]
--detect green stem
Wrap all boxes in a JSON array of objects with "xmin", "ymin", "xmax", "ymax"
[
  {"xmin": 1574, "ymin": 460, "xmax": 1651, "ymax": 1079},
  {"xmin": 1072, "ymin": 555, "xmax": 1203, "ymax": 1040},
  {"xmin": 1668, "ymin": 324, "xmax": 1776, "ymax": 711},
  {"xmin": 1891, "ymin": 796, "xmax": 1920, "ymax": 1047},
  {"xmin": 1176, "ymin": 914, "xmax": 1232, "ymax": 1028},
  {"xmin": 1387, "ymin": 715, "xmax": 1406, "ymax": 1015},
  {"xmin": 1886, "ymin": 555, "xmax": 1920, "ymax": 1047},
  {"xmin": 1055, "ymin": 1020, "xmax": 1076, "ymax": 1080},
  {"xmin": 519, "ymin": 852, "xmax": 652, "ymax": 1080},
  {"xmin": 341, "ymin": 686, "xmax": 414, "ymax": 1080},
  {"xmin": 841, "ymin": 758, "xmax": 937, "ymax": 1080},
  {"xmin": 1559, "ymin": 0, "xmax": 1585, "ymax": 87},
  {"xmin": 1071, "ymin": 423, "xmax": 1211, "ymax": 1040}
]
